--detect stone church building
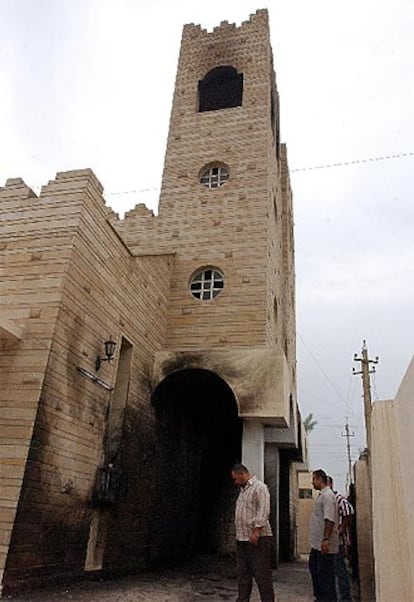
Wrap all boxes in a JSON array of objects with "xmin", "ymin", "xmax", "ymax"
[{"xmin": 0, "ymin": 9, "xmax": 307, "ymax": 593}]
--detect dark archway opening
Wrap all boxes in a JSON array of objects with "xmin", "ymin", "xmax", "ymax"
[
  {"xmin": 198, "ymin": 66, "xmax": 243, "ymax": 112},
  {"xmin": 151, "ymin": 369, "xmax": 242, "ymax": 564}
]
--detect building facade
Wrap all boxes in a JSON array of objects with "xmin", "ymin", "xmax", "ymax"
[{"xmin": 0, "ymin": 9, "xmax": 306, "ymax": 593}]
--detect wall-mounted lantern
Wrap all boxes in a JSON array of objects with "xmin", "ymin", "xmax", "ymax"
[{"xmin": 95, "ymin": 339, "xmax": 117, "ymax": 371}]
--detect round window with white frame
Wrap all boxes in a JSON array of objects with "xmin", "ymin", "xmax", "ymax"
[
  {"xmin": 200, "ymin": 164, "xmax": 230, "ymax": 189},
  {"xmin": 190, "ymin": 268, "xmax": 224, "ymax": 300}
]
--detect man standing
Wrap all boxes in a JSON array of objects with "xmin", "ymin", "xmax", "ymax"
[
  {"xmin": 309, "ymin": 469, "xmax": 339, "ymax": 602},
  {"xmin": 231, "ymin": 464, "xmax": 275, "ymax": 602},
  {"xmin": 327, "ymin": 476, "xmax": 354, "ymax": 602}
]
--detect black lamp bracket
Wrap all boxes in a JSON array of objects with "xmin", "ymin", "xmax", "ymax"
[{"xmin": 95, "ymin": 339, "xmax": 116, "ymax": 371}]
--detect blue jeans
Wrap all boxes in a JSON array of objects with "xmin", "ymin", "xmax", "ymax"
[
  {"xmin": 334, "ymin": 545, "xmax": 351, "ymax": 601},
  {"xmin": 309, "ymin": 548, "xmax": 337, "ymax": 602}
]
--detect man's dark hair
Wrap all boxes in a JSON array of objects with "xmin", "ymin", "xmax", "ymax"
[
  {"xmin": 231, "ymin": 463, "xmax": 249, "ymax": 474},
  {"xmin": 326, "ymin": 475, "xmax": 333, "ymax": 486},
  {"xmin": 313, "ymin": 469, "xmax": 328, "ymax": 484}
]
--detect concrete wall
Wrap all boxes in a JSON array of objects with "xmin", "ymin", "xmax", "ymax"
[
  {"xmin": 393, "ymin": 357, "xmax": 414, "ymax": 593},
  {"xmin": 371, "ymin": 358, "xmax": 414, "ymax": 602},
  {"xmin": 354, "ymin": 454, "xmax": 375, "ymax": 602}
]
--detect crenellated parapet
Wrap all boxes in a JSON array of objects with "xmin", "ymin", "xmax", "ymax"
[
  {"xmin": 40, "ymin": 168, "xmax": 104, "ymax": 200},
  {"xmin": 111, "ymin": 204, "xmax": 179, "ymax": 255},
  {"xmin": 125, "ymin": 202, "xmax": 154, "ymax": 220},
  {"xmin": 0, "ymin": 170, "xmax": 165, "ymax": 256},
  {"xmin": 175, "ymin": 9, "xmax": 271, "ymax": 94},
  {"xmin": 0, "ymin": 177, "xmax": 37, "ymax": 199},
  {"xmin": 182, "ymin": 9, "xmax": 268, "ymax": 38}
]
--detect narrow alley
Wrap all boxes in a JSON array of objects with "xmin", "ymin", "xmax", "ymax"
[{"xmin": 7, "ymin": 557, "xmax": 318, "ymax": 602}]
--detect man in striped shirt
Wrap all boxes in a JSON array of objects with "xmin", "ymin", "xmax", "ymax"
[
  {"xmin": 231, "ymin": 464, "xmax": 275, "ymax": 602},
  {"xmin": 327, "ymin": 476, "xmax": 354, "ymax": 602}
]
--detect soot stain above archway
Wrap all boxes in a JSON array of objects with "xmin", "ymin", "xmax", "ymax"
[{"xmin": 152, "ymin": 368, "xmax": 239, "ymax": 436}]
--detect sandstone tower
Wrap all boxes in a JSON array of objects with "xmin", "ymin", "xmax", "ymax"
[{"xmin": 0, "ymin": 10, "xmax": 306, "ymax": 593}]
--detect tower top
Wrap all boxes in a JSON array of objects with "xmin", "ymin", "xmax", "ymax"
[{"xmin": 182, "ymin": 8, "xmax": 269, "ymax": 39}]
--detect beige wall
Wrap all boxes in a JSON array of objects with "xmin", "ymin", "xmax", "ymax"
[{"xmin": 371, "ymin": 358, "xmax": 414, "ymax": 602}]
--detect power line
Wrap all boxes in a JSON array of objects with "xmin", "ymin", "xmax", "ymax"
[
  {"xmin": 290, "ymin": 151, "xmax": 413, "ymax": 173},
  {"xmin": 2, "ymin": 150, "xmax": 412, "ymax": 198},
  {"xmin": 104, "ymin": 150, "xmax": 413, "ymax": 195},
  {"xmin": 106, "ymin": 187, "xmax": 159, "ymax": 196},
  {"xmin": 371, "ymin": 372, "xmax": 381, "ymax": 401},
  {"xmin": 311, "ymin": 435, "xmax": 359, "ymax": 452},
  {"xmin": 314, "ymin": 424, "xmax": 363, "ymax": 430},
  {"xmin": 298, "ymin": 332, "xmax": 350, "ymax": 409}
]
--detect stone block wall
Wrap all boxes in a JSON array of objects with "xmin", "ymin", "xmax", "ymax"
[
  {"xmin": 1, "ymin": 170, "xmax": 173, "ymax": 591},
  {"xmin": 112, "ymin": 10, "xmax": 296, "ymax": 366},
  {"xmin": 0, "ymin": 176, "xmax": 84, "ymax": 589}
]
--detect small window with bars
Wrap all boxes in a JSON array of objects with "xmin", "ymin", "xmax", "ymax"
[
  {"xmin": 200, "ymin": 165, "xmax": 230, "ymax": 189},
  {"xmin": 190, "ymin": 268, "xmax": 224, "ymax": 300}
]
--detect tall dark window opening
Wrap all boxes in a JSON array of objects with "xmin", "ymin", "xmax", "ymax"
[
  {"xmin": 198, "ymin": 66, "xmax": 243, "ymax": 112},
  {"xmin": 271, "ymin": 87, "xmax": 280, "ymax": 159}
]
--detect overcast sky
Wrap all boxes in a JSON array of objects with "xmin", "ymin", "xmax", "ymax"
[{"xmin": 1, "ymin": 0, "xmax": 413, "ymax": 491}]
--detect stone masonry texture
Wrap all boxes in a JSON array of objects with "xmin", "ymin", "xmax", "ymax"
[{"xmin": 0, "ymin": 9, "xmax": 304, "ymax": 595}]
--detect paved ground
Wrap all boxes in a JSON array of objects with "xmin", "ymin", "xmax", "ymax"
[
  {"xmin": 6, "ymin": 556, "xmax": 316, "ymax": 602},
  {"xmin": 6, "ymin": 556, "xmax": 361, "ymax": 602}
]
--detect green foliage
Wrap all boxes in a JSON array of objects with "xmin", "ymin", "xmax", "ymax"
[{"xmin": 303, "ymin": 412, "xmax": 318, "ymax": 433}]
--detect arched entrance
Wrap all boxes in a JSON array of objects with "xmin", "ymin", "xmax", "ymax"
[{"xmin": 151, "ymin": 368, "xmax": 242, "ymax": 564}]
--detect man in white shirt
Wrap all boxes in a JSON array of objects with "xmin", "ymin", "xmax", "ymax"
[
  {"xmin": 309, "ymin": 469, "xmax": 339, "ymax": 602},
  {"xmin": 231, "ymin": 464, "xmax": 275, "ymax": 602}
]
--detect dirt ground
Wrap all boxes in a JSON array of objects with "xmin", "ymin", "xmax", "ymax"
[{"xmin": 5, "ymin": 557, "xmax": 316, "ymax": 602}]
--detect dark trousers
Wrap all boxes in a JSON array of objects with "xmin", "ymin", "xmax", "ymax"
[
  {"xmin": 236, "ymin": 538, "xmax": 275, "ymax": 602},
  {"xmin": 334, "ymin": 545, "xmax": 351, "ymax": 601},
  {"xmin": 309, "ymin": 548, "xmax": 337, "ymax": 602}
]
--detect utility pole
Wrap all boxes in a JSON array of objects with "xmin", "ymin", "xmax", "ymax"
[
  {"xmin": 341, "ymin": 417, "xmax": 355, "ymax": 490},
  {"xmin": 353, "ymin": 341, "xmax": 378, "ymax": 602},
  {"xmin": 353, "ymin": 340, "xmax": 379, "ymax": 454}
]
